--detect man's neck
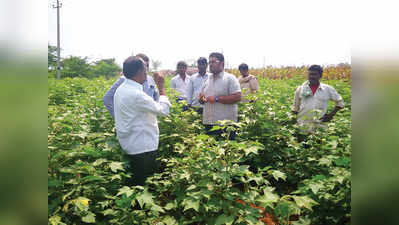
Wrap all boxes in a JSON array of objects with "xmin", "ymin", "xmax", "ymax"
[
  {"xmin": 132, "ymin": 77, "xmax": 144, "ymax": 85},
  {"xmin": 199, "ymin": 71, "xmax": 206, "ymax": 76},
  {"xmin": 309, "ymin": 81, "xmax": 320, "ymax": 86},
  {"xmin": 179, "ymin": 74, "xmax": 186, "ymax": 80}
]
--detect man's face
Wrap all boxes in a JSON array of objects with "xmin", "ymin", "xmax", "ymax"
[
  {"xmin": 239, "ymin": 69, "xmax": 248, "ymax": 77},
  {"xmin": 308, "ymin": 70, "xmax": 321, "ymax": 84},
  {"xmin": 137, "ymin": 59, "xmax": 147, "ymax": 84},
  {"xmin": 197, "ymin": 62, "xmax": 207, "ymax": 74},
  {"xmin": 209, "ymin": 56, "xmax": 223, "ymax": 74},
  {"xmin": 177, "ymin": 65, "xmax": 187, "ymax": 76}
]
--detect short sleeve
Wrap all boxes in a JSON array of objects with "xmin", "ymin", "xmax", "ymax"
[
  {"xmin": 228, "ymin": 75, "xmax": 241, "ymax": 94},
  {"xmin": 328, "ymin": 86, "xmax": 345, "ymax": 108}
]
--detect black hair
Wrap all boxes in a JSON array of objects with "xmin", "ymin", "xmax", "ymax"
[
  {"xmin": 123, "ymin": 56, "xmax": 145, "ymax": 79},
  {"xmin": 238, "ymin": 63, "xmax": 249, "ymax": 71},
  {"xmin": 135, "ymin": 53, "xmax": 149, "ymax": 63},
  {"xmin": 197, "ymin": 57, "xmax": 207, "ymax": 65},
  {"xmin": 177, "ymin": 61, "xmax": 187, "ymax": 68},
  {"xmin": 209, "ymin": 52, "xmax": 224, "ymax": 62},
  {"xmin": 308, "ymin": 64, "xmax": 323, "ymax": 76}
]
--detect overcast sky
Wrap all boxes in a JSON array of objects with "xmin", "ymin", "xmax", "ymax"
[{"xmin": 48, "ymin": 0, "xmax": 352, "ymax": 69}]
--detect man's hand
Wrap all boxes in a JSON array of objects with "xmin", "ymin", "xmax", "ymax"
[
  {"xmin": 206, "ymin": 96, "xmax": 216, "ymax": 103},
  {"xmin": 198, "ymin": 93, "xmax": 206, "ymax": 104},
  {"xmin": 153, "ymin": 72, "xmax": 165, "ymax": 95}
]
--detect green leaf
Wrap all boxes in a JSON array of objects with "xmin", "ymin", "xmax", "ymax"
[
  {"xmin": 117, "ymin": 186, "xmax": 133, "ymax": 197},
  {"xmin": 292, "ymin": 195, "xmax": 318, "ymax": 211},
  {"xmin": 215, "ymin": 214, "xmax": 235, "ymax": 225},
  {"xmin": 291, "ymin": 217, "xmax": 312, "ymax": 225},
  {"xmin": 136, "ymin": 190, "xmax": 154, "ymax": 208},
  {"xmin": 271, "ymin": 170, "xmax": 287, "ymax": 181},
  {"xmin": 308, "ymin": 182, "xmax": 324, "ymax": 194},
  {"xmin": 182, "ymin": 198, "xmax": 200, "ymax": 212},
  {"xmin": 102, "ymin": 209, "xmax": 116, "ymax": 216},
  {"xmin": 257, "ymin": 187, "xmax": 279, "ymax": 207},
  {"xmin": 93, "ymin": 158, "xmax": 107, "ymax": 166},
  {"xmin": 243, "ymin": 146, "xmax": 260, "ymax": 156},
  {"xmin": 81, "ymin": 212, "xmax": 96, "ymax": 223},
  {"xmin": 110, "ymin": 174, "xmax": 121, "ymax": 181},
  {"xmin": 151, "ymin": 203, "xmax": 165, "ymax": 213},
  {"xmin": 162, "ymin": 216, "xmax": 178, "ymax": 225},
  {"xmin": 49, "ymin": 215, "xmax": 67, "ymax": 225},
  {"xmin": 109, "ymin": 162, "xmax": 124, "ymax": 172},
  {"xmin": 164, "ymin": 202, "xmax": 176, "ymax": 210}
]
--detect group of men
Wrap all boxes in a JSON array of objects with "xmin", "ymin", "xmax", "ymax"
[{"xmin": 102, "ymin": 52, "xmax": 345, "ymax": 185}]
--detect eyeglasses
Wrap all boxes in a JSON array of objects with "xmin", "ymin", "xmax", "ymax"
[{"xmin": 209, "ymin": 60, "xmax": 220, "ymax": 64}]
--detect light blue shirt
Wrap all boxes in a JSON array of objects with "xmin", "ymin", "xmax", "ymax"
[
  {"xmin": 187, "ymin": 72, "xmax": 208, "ymax": 107},
  {"xmin": 103, "ymin": 75, "xmax": 159, "ymax": 117}
]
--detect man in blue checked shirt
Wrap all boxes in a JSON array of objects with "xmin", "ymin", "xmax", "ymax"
[{"xmin": 103, "ymin": 53, "xmax": 159, "ymax": 117}]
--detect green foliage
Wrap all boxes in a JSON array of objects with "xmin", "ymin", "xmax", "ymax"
[{"xmin": 48, "ymin": 72, "xmax": 351, "ymax": 224}]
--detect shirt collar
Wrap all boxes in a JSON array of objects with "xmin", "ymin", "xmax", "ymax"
[
  {"xmin": 125, "ymin": 78, "xmax": 144, "ymax": 91},
  {"xmin": 304, "ymin": 80, "xmax": 325, "ymax": 91},
  {"xmin": 213, "ymin": 71, "xmax": 224, "ymax": 79}
]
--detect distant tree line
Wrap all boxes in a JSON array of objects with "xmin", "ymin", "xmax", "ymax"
[{"xmin": 48, "ymin": 44, "xmax": 121, "ymax": 79}]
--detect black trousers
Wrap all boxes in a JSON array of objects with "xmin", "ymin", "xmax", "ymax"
[
  {"xmin": 204, "ymin": 124, "xmax": 236, "ymax": 140},
  {"xmin": 127, "ymin": 150, "xmax": 159, "ymax": 186}
]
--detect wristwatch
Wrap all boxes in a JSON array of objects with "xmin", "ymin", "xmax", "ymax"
[{"xmin": 215, "ymin": 96, "xmax": 219, "ymax": 102}]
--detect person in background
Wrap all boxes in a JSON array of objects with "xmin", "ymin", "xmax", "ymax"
[
  {"xmin": 198, "ymin": 52, "xmax": 241, "ymax": 140},
  {"xmin": 187, "ymin": 57, "xmax": 209, "ymax": 114},
  {"xmin": 238, "ymin": 63, "xmax": 259, "ymax": 101},
  {"xmin": 291, "ymin": 64, "xmax": 345, "ymax": 133},
  {"xmin": 114, "ymin": 56, "xmax": 171, "ymax": 186},
  {"xmin": 103, "ymin": 53, "xmax": 159, "ymax": 117},
  {"xmin": 170, "ymin": 61, "xmax": 190, "ymax": 101}
]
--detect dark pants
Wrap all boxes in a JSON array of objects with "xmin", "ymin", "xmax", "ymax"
[
  {"xmin": 204, "ymin": 124, "xmax": 236, "ymax": 140},
  {"xmin": 127, "ymin": 150, "xmax": 159, "ymax": 186}
]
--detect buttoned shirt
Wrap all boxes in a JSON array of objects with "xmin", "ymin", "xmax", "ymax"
[
  {"xmin": 201, "ymin": 71, "xmax": 241, "ymax": 125},
  {"xmin": 292, "ymin": 81, "xmax": 345, "ymax": 127},
  {"xmin": 103, "ymin": 75, "xmax": 159, "ymax": 117},
  {"xmin": 170, "ymin": 74, "xmax": 190, "ymax": 100},
  {"xmin": 187, "ymin": 72, "xmax": 208, "ymax": 107},
  {"xmin": 114, "ymin": 79, "xmax": 171, "ymax": 155}
]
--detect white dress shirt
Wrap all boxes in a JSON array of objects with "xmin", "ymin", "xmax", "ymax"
[
  {"xmin": 292, "ymin": 81, "xmax": 345, "ymax": 128},
  {"xmin": 187, "ymin": 72, "xmax": 208, "ymax": 107},
  {"xmin": 114, "ymin": 79, "xmax": 171, "ymax": 155},
  {"xmin": 170, "ymin": 74, "xmax": 190, "ymax": 100}
]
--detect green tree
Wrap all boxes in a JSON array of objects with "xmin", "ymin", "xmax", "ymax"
[
  {"xmin": 92, "ymin": 58, "xmax": 121, "ymax": 79},
  {"xmin": 48, "ymin": 44, "xmax": 57, "ymax": 71},
  {"xmin": 61, "ymin": 56, "xmax": 92, "ymax": 78}
]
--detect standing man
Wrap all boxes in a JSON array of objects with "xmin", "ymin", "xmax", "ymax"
[
  {"xmin": 114, "ymin": 56, "xmax": 171, "ymax": 186},
  {"xmin": 170, "ymin": 61, "xmax": 190, "ymax": 101},
  {"xmin": 198, "ymin": 52, "xmax": 241, "ymax": 140},
  {"xmin": 291, "ymin": 64, "xmax": 345, "ymax": 132},
  {"xmin": 238, "ymin": 63, "xmax": 259, "ymax": 101},
  {"xmin": 103, "ymin": 53, "xmax": 159, "ymax": 117},
  {"xmin": 187, "ymin": 57, "xmax": 209, "ymax": 114}
]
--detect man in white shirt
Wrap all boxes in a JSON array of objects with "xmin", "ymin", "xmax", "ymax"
[
  {"xmin": 114, "ymin": 56, "xmax": 171, "ymax": 186},
  {"xmin": 198, "ymin": 52, "xmax": 242, "ymax": 140},
  {"xmin": 170, "ymin": 61, "xmax": 190, "ymax": 101},
  {"xmin": 187, "ymin": 57, "xmax": 208, "ymax": 114},
  {"xmin": 103, "ymin": 53, "xmax": 159, "ymax": 117},
  {"xmin": 291, "ymin": 64, "xmax": 345, "ymax": 133}
]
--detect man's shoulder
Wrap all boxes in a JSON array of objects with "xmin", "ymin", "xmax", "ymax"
[
  {"xmin": 224, "ymin": 72, "xmax": 239, "ymax": 81},
  {"xmin": 320, "ymin": 82, "xmax": 334, "ymax": 90}
]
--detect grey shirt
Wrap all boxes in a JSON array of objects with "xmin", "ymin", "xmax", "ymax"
[
  {"xmin": 103, "ymin": 75, "xmax": 159, "ymax": 117},
  {"xmin": 201, "ymin": 71, "xmax": 241, "ymax": 125}
]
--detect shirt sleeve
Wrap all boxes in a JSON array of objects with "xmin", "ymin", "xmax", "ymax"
[
  {"xmin": 103, "ymin": 77, "xmax": 124, "ymax": 117},
  {"xmin": 228, "ymin": 75, "xmax": 242, "ymax": 95},
  {"xmin": 249, "ymin": 77, "xmax": 259, "ymax": 93},
  {"xmin": 328, "ymin": 86, "xmax": 345, "ymax": 108},
  {"xmin": 133, "ymin": 93, "xmax": 172, "ymax": 117},
  {"xmin": 170, "ymin": 78, "xmax": 176, "ymax": 90},
  {"xmin": 291, "ymin": 86, "xmax": 301, "ymax": 112},
  {"xmin": 186, "ymin": 78, "xmax": 194, "ymax": 105}
]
